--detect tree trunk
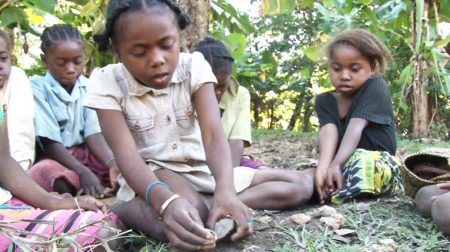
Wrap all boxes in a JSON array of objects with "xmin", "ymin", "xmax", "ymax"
[
  {"xmin": 252, "ymin": 94, "xmax": 261, "ymax": 128},
  {"xmin": 302, "ymin": 98, "xmax": 313, "ymax": 132},
  {"xmin": 177, "ymin": 0, "xmax": 210, "ymax": 52},
  {"xmin": 410, "ymin": 60, "xmax": 430, "ymax": 138},
  {"xmin": 409, "ymin": 0, "xmax": 430, "ymax": 138},
  {"xmin": 287, "ymin": 97, "xmax": 302, "ymax": 130}
]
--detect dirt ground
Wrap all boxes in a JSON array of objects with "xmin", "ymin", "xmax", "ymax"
[
  {"xmin": 206, "ymin": 133, "xmax": 449, "ymax": 252},
  {"xmin": 116, "ymin": 133, "xmax": 449, "ymax": 251}
]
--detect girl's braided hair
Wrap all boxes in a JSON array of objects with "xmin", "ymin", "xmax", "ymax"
[
  {"xmin": 94, "ymin": 0, "xmax": 191, "ymax": 52},
  {"xmin": 40, "ymin": 24, "xmax": 84, "ymax": 54},
  {"xmin": 194, "ymin": 37, "xmax": 234, "ymax": 74},
  {"xmin": 326, "ymin": 28, "xmax": 391, "ymax": 74}
]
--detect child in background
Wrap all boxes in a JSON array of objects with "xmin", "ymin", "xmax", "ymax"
[
  {"xmin": 415, "ymin": 183, "xmax": 450, "ymax": 234},
  {"xmin": 194, "ymin": 37, "xmax": 266, "ymax": 169},
  {"xmin": 85, "ymin": 0, "xmax": 315, "ymax": 250},
  {"xmin": 29, "ymin": 24, "xmax": 119, "ymax": 198},
  {"xmin": 0, "ymin": 29, "xmax": 121, "ymax": 251},
  {"xmin": 314, "ymin": 28, "xmax": 403, "ymax": 204},
  {"xmin": 0, "ymin": 29, "xmax": 35, "ymax": 170}
]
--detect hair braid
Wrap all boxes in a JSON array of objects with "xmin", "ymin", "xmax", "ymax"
[
  {"xmin": 158, "ymin": 0, "xmax": 191, "ymax": 30},
  {"xmin": 194, "ymin": 37, "xmax": 234, "ymax": 74},
  {"xmin": 94, "ymin": 0, "xmax": 191, "ymax": 52},
  {"xmin": 40, "ymin": 24, "xmax": 84, "ymax": 54}
]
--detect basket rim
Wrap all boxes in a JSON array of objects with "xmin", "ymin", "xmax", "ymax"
[{"xmin": 404, "ymin": 147, "xmax": 450, "ymax": 169}]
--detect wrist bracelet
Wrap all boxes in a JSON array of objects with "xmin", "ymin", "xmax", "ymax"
[
  {"xmin": 145, "ymin": 180, "xmax": 169, "ymax": 206},
  {"xmin": 104, "ymin": 157, "xmax": 116, "ymax": 168},
  {"xmin": 159, "ymin": 194, "xmax": 180, "ymax": 217}
]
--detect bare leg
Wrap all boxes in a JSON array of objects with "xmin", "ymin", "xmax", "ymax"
[
  {"xmin": 238, "ymin": 168, "xmax": 315, "ymax": 210},
  {"xmin": 110, "ymin": 169, "xmax": 208, "ymax": 241},
  {"xmin": 110, "ymin": 197, "xmax": 166, "ymax": 241},
  {"xmin": 415, "ymin": 185, "xmax": 448, "ymax": 218},
  {"xmin": 431, "ymin": 192, "xmax": 450, "ymax": 234}
]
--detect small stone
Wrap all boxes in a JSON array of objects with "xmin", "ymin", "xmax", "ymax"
[
  {"xmin": 258, "ymin": 215, "xmax": 273, "ymax": 223},
  {"xmin": 319, "ymin": 213, "xmax": 346, "ymax": 229},
  {"xmin": 213, "ymin": 218, "xmax": 234, "ymax": 240},
  {"xmin": 290, "ymin": 213, "xmax": 312, "ymax": 225},
  {"xmin": 378, "ymin": 238, "xmax": 398, "ymax": 250},
  {"xmin": 312, "ymin": 205, "xmax": 338, "ymax": 218}
]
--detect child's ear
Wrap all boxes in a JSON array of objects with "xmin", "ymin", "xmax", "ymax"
[{"xmin": 40, "ymin": 54, "xmax": 48, "ymax": 66}]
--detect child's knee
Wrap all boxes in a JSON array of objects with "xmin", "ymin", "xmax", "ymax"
[
  {"xmin": 431, "ymin": 192, "xmax": 450, "ymax": 234},
  {"xmin": 183, "ymin": 194, "xmax": 208, "ymax": 220},
  {"xmin": 415, "ymin": 185, "xmax": 447, "ymax": 218}
]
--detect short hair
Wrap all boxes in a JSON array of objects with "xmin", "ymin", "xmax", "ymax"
[
  {"xmin": 194, "ymin": 37, "xmax": 234, "ymax": 74},
  {"xmin": 40, "ymin": 24, "xmax": 84, "ymax": 54},
  {"xmin": 94, "ymin": 0, "xmax": 191, "ymax": 52},
  {"xmin": 325, "ymin": 28, "xmax": 391, "ymax": 74},
  {"xmin": 0, "ymin": 29, "xmax": 12, "ymax": 53}
]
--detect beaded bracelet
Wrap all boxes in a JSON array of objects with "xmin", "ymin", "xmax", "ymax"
[
  {"xmin": 145, "ymin": 180, "xmax": 169, "ymax": 206},
  {"xmin": 159, "ymin": 194, "xmax": 180, "ymax": 217}
]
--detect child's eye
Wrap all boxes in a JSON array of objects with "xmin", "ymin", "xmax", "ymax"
[
  {"xmin": 0, "ymin": 57, "xmax": 8, "ymax": 61},
  {"xmin": 351, "ymin": 68, "xmax": 360, "ymax": 73},
  {"xmin": 56, "ymin": 61, "xmax": 65, "ymax": 67},
  {"xmin": 161, "ymin": 40, "xmax": 175, "ymax": 49},
  {"xmin": 132, "ymin": 50, "xmax": 146, "ymax": 57}
]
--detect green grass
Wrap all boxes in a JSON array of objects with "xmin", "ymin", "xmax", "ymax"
[
  {"xmin": 272, "ymin": 196, "xmax": 450, "ymax": 252},
  {"xmin": 119, "ymin": 231, "xmax": 170, "ymax": 252},
  {"xmin": 397, "ymin": 137, "xmax": 450, "ymax": 153},
  {"xmin": 253, "ymin": 128, "xmax": 318, "ymax": 140},
  {"xmin": 253, "ymin": 128, "xmax": 450, "ymax": 154}
]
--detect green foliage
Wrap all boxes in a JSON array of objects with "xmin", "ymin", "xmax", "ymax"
[
  {"xmin": 0, "ymin": 0, "xmax": 112, "ymax": 75},
  {"xmin": 258, "ymin": 0, "xmax": 450, "ymax": 136}
]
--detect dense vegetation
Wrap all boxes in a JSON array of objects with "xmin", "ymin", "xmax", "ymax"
[{"xmin": 1, "ymin": 0, "xmax": 449, "ymax": 138}]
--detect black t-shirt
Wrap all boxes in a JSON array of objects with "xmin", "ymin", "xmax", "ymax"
[{"xmin": 315, "ymin": 76, "xmax": 397, "ymax": 155}]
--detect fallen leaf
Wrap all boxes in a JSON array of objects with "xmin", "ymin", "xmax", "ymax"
[
  {"xmin": 334, "ymin": 228, "xmax": 356, "ymax": 236},
  {"xmin": 290, "ymin": 213, "xmax": 312, "ymax": 225},
  {"xmin": 355, "ymin": 203, "xmax": 370, "ymax": 211},
  {"xmin": 243, "ymin": 245, "xmax": 264, "ymax": 252}
]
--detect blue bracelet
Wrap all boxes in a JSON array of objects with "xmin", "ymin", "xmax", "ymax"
[{"xmin": 145, "ymin": 180, "xmax": 169, "ymax": 206}]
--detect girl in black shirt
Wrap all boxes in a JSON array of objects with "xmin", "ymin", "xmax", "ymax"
[{"xmin": 314, "ymin": 29, "xmax": 404, "ymax": 204}]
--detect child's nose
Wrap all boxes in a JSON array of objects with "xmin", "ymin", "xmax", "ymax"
[
  {"xmin": 150, "ymin": 49, "xmax": 164, "ymax": 67},
  {"xmin": 66, "ymin": 63, "xmax": 76, "ymax": 74},
  {"xmin": 341, "ymin": 69, "xmax": 351, "ymax": 80}
]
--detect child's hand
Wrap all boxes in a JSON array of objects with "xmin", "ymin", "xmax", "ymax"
[
  {"xmin": 207, "ymin": 191, "xmax": 253, "ymax": 242},
  {"xmin": 77, "ymin": 168, "xmax": 105, "ymax": 199},
  {"xmin": 315, "ymin": 167, "xmax": 329, "ymax": 204},
  {"xmin": 108, "ymin": 164, "xmax": 120, "ymax": 191},
  {"xmin": 436, "ymin": 182, "xmax": 450, "ymax": 190},
  {"xmin": 76, "ymin": 195, "xmax": 109, "ymax": 214},
  {"xmin": 161, "ymin": 197, "xmax": 216, "ymax": 250},
  {"xmin": 50, "ymin": 195, "xmax": 106, "ymax": 213},
  {"xmin": 325, "ymin": 163, "xmax": 344, "ymax": 195}
]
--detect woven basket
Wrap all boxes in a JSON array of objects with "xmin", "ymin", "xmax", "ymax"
[{"xmin": 400, "ymin": 147, "xmax": 450, "ymax": 198}]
